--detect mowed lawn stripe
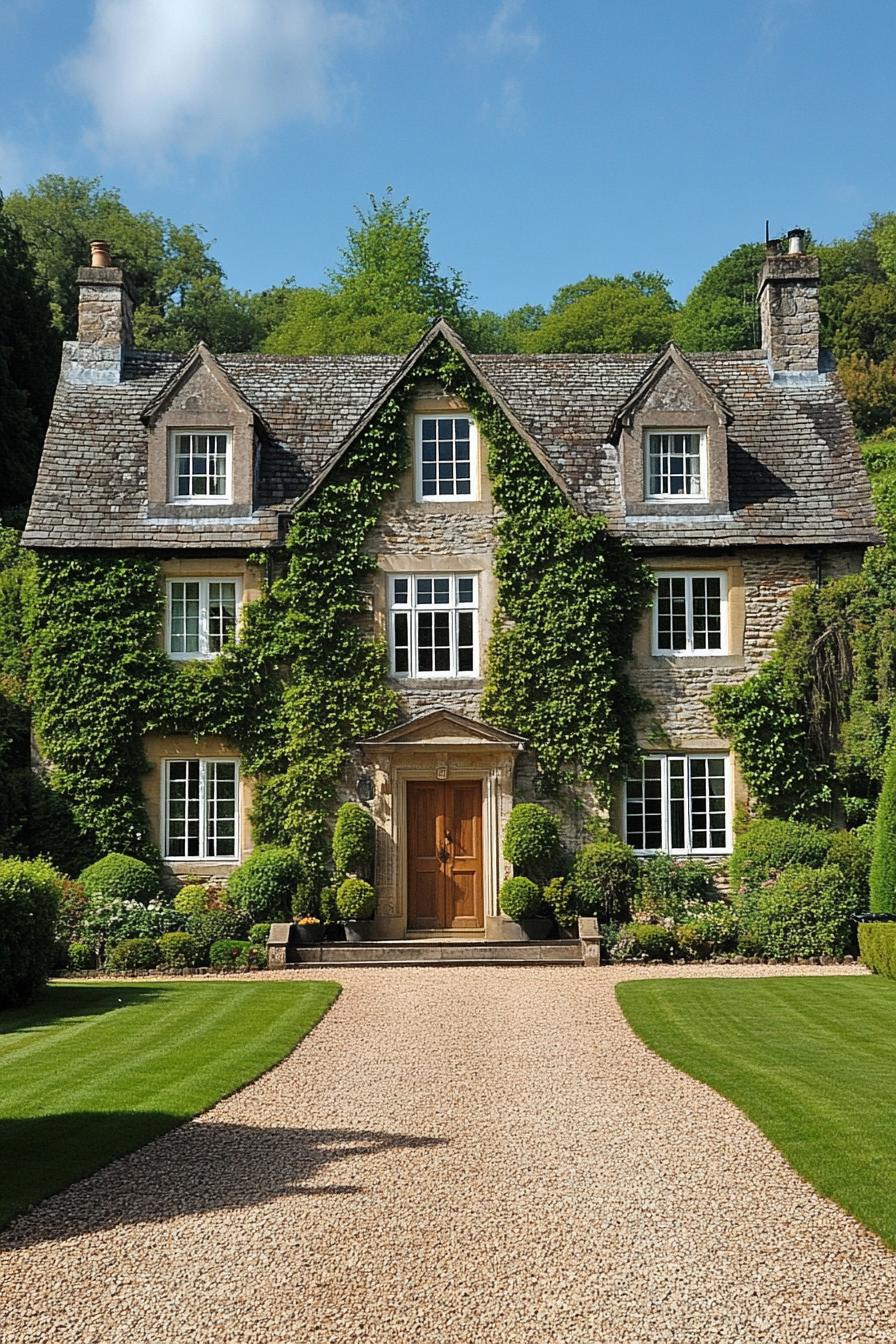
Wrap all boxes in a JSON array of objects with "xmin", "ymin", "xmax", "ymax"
[
  {"xmin": 616, "ymin": 975, "xmax": 896, "ymax": 1249},
  {"xmin": 0, "ymin": 979, "xmax": 340, "ymax": 1229}
]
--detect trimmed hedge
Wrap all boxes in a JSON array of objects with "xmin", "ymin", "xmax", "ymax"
[
  {"xmin": 225, "ymin": 847, "xmax": 302, "ymax": 922},
  {"xmin": 858, "ymin": 922, "xmax": 896, "ymax": 977},
  {"xmin": 157, "ymin": 931, "xmax": 203, "ymax": 969},
  {"xmin": 248, "ymin": 922, "xmax": 272, "ymax": 947},
  {"xmin": 107, "ymin": 937, "xmax": 159, "ymax": 971},
  {"xmin": 499, "ymin": 876, "xmax": 543, "ymax": 921},
  {"xmin": 728, "ymin": 819, "xmax": 831, "ymax": 897},
  {"xmin": 173, "ymin": 883, "xmax": 210, "ymax": 916},
  {"xmin": 751, "ymin": 865, "xmax": 857, "ymax": 959},
  {"xmin": 635, "ymin": 854, "xmax": 716, "ymax": 920},
  {"xmin": 209, "ymin": 939, "xmax": 265, "ymax": 970},
  {"xmin": 871, "ymin": 746, "xmax": 896, "ymax": 913},
  {"xmin": 332, "ymin": 803, "xmax": 375, "ymax": 880},
  {"xmin": 542, "ymin": 875, "xmax": 576, "ymax": 931},
  {"xmin": 79, "ymin": 853, "xmax": 162, "ymax": 905},
  {"xmin": 186, "ymin": 907, "xmax": 250, "ymax": 956},
  {"xmin": 0, "ymin": 857, "xmax": 63, "ymax": 1007},
  {"xmin": 571, "ymin": 838, "xmax": 638, "ymax": 924},
  {"xmin": 502, "ymin": 804, "xmax": 560, "ymax": 882},
  {"xmin": 612, "ymin": 922, "xmax": 677, "ymax": 962},
  {"xmin": 335, "ymin": 877, "xmax": 376, "ymax": 921}
]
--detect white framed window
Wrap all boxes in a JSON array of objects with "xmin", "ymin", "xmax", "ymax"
[
  {"xmin": 163, "ymin": 758, "xmax": 240, "ymax": 861},
  {"xmin": 652, "ymin": 571, "xmax": 727, "ymax": 655},
  {"xmin": 415, "ymin": 415, "xmax": 479, "ymax": 501},
  {"xmin": 624, "ymin": 754, "xmax": 731, "ymax": 855},
  {"xmin": 389, "ymin": 574, "xmax": 478, "ymax": 677},
  {"xmin": 645, "ymin": 430, "xmax": 706, "ymax": 499},
  {"xmin": 166, "ymin": 578, "xmax": 241, "ymax": 659},
  {"xmin": 169, "ymin": 430, "xmax": 232, "ymax": 502}
]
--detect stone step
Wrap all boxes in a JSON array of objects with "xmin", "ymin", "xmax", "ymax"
[{"xmin": 284, "ymin": 939, "xmax": 583, "ymax": 967}]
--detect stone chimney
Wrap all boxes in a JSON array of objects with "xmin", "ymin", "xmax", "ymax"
[
  {"xmin": 69, "ymin": 241, "xmax": 136, "ymax": 385},
  {"xmin": 756, "ymin": 229, "xmax": 820, "ymax": 377}
]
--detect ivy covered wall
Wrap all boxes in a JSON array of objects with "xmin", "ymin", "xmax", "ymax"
[{"xmin": 22, "ymin": 338, "xmax": 652, "ymax": 873}]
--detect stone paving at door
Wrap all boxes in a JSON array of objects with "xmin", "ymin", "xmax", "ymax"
[{"xmin": 3, "ymin": 963, "xmax": 896, "ymax": 1344}]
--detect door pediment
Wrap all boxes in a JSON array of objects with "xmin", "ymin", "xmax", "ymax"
[{"xmin": 362, "ymin": 707, "xmax": 525, "ymax": 750}]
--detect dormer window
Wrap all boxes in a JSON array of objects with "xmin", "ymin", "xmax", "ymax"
[
  {"xmin": 169, "ymin": 430, "xmax": 231, "ymax": 502},
  {"xmin": 415, "ymin": 415, "xmax": 479, "ymax": 501},
  {"xmin": 645, "ymin": 431, "xmax": 706, "ymax": 499}
]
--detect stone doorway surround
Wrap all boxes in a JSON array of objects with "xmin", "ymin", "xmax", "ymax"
[{"xmin": 361, "ymin": 707, "xmax": 524, "ymax": 939}]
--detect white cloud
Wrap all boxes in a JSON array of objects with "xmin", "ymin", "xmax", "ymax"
[
  {"xmin": 476, "ymin": 0, "xmax": 541, "ymax": 58},
  {"xmin": 65, "ymin": 0, "xmax": 384, "ymax": 161}
]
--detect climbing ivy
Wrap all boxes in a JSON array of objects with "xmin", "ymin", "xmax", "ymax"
[
  {"xmin": 27, "ymin": 337, "xmax": 651, "ymax": 871},
  {"xmin": 712, "ymin": 435, "xmax": 896, "ymax": 825}
]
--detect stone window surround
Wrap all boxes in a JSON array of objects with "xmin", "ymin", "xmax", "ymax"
[
  {"xmin": 623, "ymin": 751, "xmax": 733, "ymax": 856},
  {"xmin": 621, "ymin": 408, "xmax": 729, "ymax": 514},
  {"xmin": 158, "ymin": 557, "xmax": 262, "ymax": 658},
  {"xmin": 651, "ymin": 568, "xmax": 729, "ymax": 657},
  {"xmin": 632, "ymin": 556, "xmax": 745, "ymax": 670},
  {"xmin": 373, "ymin": 552, "xmax": 495, "ymax": 690},
  {"xmin": 165, "ymin": 574, "xmax": 243, "ymax": 660},
  {"xmin": 142, "ymin": 733, "xmax": 254, "ymax": 880},
  {"xmin": 645, "ymin": 428, "xmax": 707, "ymax": 501},
  {"xmin": 388, "ymin": 388, "xmax": 493, "ymax": 518},
  {"xmin": 147, "ymin": 407, "xmax": 255, "ymax": 513}
]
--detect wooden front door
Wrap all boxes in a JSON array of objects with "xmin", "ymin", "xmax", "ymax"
[{"xmin": 407, "ymin": 780, "xmax": 483, "ymax": 930}]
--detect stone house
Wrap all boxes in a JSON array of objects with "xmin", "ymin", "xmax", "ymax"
[{"xmin": 23, "ymin": 234, "xmax": 878, "ymax": 938}]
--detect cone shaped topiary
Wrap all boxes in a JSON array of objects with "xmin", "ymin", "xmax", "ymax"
[{"xmin": 871, "ymin": 745, "xmax": 896, "ymax": 913}]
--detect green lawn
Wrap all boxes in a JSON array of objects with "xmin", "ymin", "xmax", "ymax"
[
  {"xmin": 616, "ymin": 975, "xmax": 896, "ymax": 1249},
  {"xmin": 0, "ymin": 978, "xmax": 340, "ymax": 1229}
]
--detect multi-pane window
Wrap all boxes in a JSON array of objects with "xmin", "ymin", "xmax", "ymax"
[
  {"xmin": 170, "ymin": 431, "xmax": 231, "ymax": 501},
  {"xmin": 167, "ymin": 579, "xmax": 240, "ymax": 658},
  {"xmin": 653, "ymin": 572, "xmax": 727, "ymax": 655},
  {"xmin": 164, "ymin": 759, "xmax": 239, "ymax": 860},
  {"xmin": 625, "ymin": 755, "xmax": 729, "ymax": 854},
  {"xmin": 390, "ymin": 575, "xmax": 478, "ymax": 677},
  {"xmin": 416, "ymin": 416, "xmax": 478, "ymax": 499},
  {"xmin": 645, "ymin": 431, "xmax": 705, "ymax": 498}
]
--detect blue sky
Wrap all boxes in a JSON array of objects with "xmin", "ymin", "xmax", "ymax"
[{"xmin": 1, "ymin": 0, "xmax": 894, "ymax": 310}]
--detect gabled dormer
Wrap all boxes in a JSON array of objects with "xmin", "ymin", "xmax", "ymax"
[
  {"xmin": 609, "ymin": 343, "xmax": 732, "ymax": 515},
  {"xmin": 141, "ymin": 343, "xmax": 260, "ymax": 516}
]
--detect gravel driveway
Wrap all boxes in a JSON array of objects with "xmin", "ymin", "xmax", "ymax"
[{"xmin": 2, "ymin": 963, "xmax": 896, "ymax": 1344}]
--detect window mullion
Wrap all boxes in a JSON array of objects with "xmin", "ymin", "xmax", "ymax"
[
  {"xmin": 685, "ymin": 576, "xmax": 694, "ymax": 654},
  {"xmin": 198, "ymin": 760, "xmax": 207, "ymax": 860}
]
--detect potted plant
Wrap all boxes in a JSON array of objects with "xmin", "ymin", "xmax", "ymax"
[
  {"xmin": 292, "ymin": 914, "xmax": 324, "ymax": 946},
  {"xmin": 499, "ymin": 877, "xmax": 553, "ymax": 941},
  {"xmin": 336, "ymin": 877, "xmax": 376, "ymax": 943}
]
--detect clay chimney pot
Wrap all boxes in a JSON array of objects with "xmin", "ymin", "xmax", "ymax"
[{"xmin": 89, "ymin": 240, "xmax": 112, "ymax": 269}]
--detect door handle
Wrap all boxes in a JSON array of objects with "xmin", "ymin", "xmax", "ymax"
[{"xmin": 438, "ymin": 845, "xmax": 450, "ymax": 864}]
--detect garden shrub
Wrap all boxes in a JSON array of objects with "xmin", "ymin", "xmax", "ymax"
[
  {"xmin": 858, "ymin": 922, "xmax": 896, "ymax": 977},
  {"xmin": 225, "ymin": 846, "xmax": 302, "ymax": 922},
  {"xmin": 871, "ymin": 745, "xmax": 896, "ymax": 913},
  {"xmin": 79, "ymin": 853, "xmax": 162, "ymax": 905},
  {"xmin": 318, "ymin": 884, "xmax": 339, "ymax": 925},
  {"xmin": 498, "ymin": 876, "xmax": 543, "ymax": 921},
  {"xmin": 248, "ymin": 922, "xmax": 272, "ymax": 947},
  {"xmin": 186, "ymin": 907, "xmax": 250, "ymax": 956},
  {"xmin": 107, "ymin": 937, "xmax": 159, "ymax": 971},
  {"xmin": 675, "ymin": 902, "xmax": 739, "ymax": 960},
  {"xmin": 335, "ymin": 877, "xmax": 376, "ymax": 921},
  {"xmin": 67, "ymin": 940, "xmax": 94, "ymax": 971},
  {"xmin": 502, "ymin": 804, "xmax": 560, "ymax": 882},
  {"xmin": 157, "ymin": 931, "xmax": 203, "ymax": 969},
  {"xmin": 173, "ymin": 883, "xmax": 210, "ymax": 916},
  {"xmin": 728, "ymin": 819, "xmax": 831, "ymax": 897},
  {"xmin": 55, "ymin": 878, "xmax": 88, "ymax": 944},
  {"xmin": 751, "ymin": 865, "xmax": 857, "ymax": 959},
  {"xmin": 611, "ymin": 922, "xmax": 677, "ymax": 962},
  {"xmin": 571, "ymin": 837, "xmax": 638, "ymax": 924},
  {"xmin": 209, "ymin": 939, "xmax": 265, "ymax": 970},
  {"xmin": 635, "ymin": 854, "xmax": 716, "ymax": 921},
  {"xmin": 0, "ymin": 857, "xmax": 63, "ymax": 1007},
  {"xmin": 80, "ymin": 896, "xmax": 183, "ymax": 962},
  {"xmin": 332, "ymin": 802, "xmax": 376, "ymax": 880},
  {"xmin": 542, "ymin": 875, "xmax": 577, "ymax": 931},
  {"xmin": 826, "ymin": 828, "xmax": 872, "ymax": 904}
]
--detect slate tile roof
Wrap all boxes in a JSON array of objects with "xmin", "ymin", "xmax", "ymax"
[{"xmin": 23, "ymin": 334, "xmax": 878, "ymax": 551}]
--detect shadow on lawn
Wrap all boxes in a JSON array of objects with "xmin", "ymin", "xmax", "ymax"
[
  {"xmin": 0, "ymin": 1114, "xmax": 447, "ymax": 1248},
  {"xmin": 0, "ymin": 983, "xmax": 165, "ymax": 1036}
]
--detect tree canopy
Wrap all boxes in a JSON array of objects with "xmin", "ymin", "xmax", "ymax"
[{"xmin": 523, "ymin": 273, "xmax": 676, "ymax": 354}]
